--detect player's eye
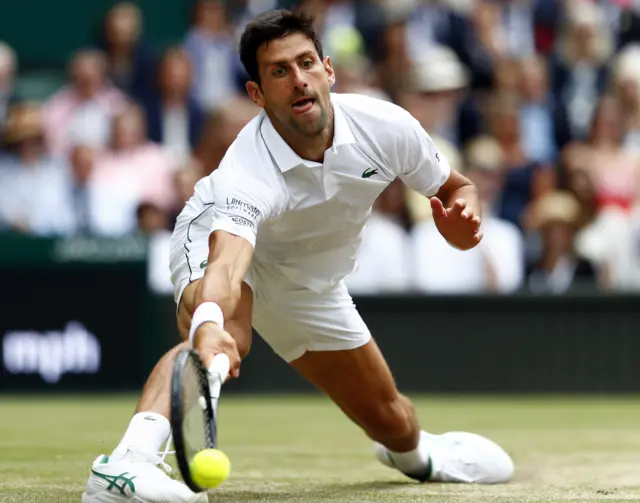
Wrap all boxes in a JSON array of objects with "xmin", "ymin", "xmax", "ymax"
[
  {"xmin": 273, "ymin": 67, "xmax": 286, "ymax": 77},
  {"xmin": 302, "ymin": 59, "xmax": 313, "ymax": 69}
]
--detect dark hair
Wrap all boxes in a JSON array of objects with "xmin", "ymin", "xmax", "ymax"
[{"xmin": 239, "ymin": 9, "xmax": 323, "ymax": 85}]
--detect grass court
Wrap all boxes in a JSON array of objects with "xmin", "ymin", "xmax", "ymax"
[{"xmin": 1, "ymin": 394, "xmax": 639, "ymax": 502}]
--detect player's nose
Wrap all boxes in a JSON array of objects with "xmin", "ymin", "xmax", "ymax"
[{"xmin": 291, "ymin": 67, "xmax": 309, "ymax": 89}]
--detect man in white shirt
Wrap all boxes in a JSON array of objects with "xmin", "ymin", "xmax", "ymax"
[{"xmin": 83, "ymin": 10, "xmax": 513, "ymax": 503}]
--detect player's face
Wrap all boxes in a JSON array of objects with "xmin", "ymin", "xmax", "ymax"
[{"xmin": 248, "ymin": 32, "xmax": 335, "ymax": 138}]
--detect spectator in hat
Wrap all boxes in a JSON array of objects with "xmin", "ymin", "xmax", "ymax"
[
  {"xmin": 0, "ymin": 103, "xmax": 69, "ymax": 235},
  {"xmin": 526, "ymin": 190, "xmax": 598, "ymax": 294},
  {"xmin": 399, "ymin": 44, "xmax": 481, "ymax": 149}
]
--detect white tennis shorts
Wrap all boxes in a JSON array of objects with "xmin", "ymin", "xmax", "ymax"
[{"xmin": 169, "ymin": 211, "xmax": 371, "ymax": 362}]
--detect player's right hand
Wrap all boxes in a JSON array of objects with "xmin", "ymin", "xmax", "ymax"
[{"xmin": 193, "ymin": 323, "xmax": 241, "ymax": 380}]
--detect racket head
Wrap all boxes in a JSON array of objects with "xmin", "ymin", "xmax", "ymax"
[{"xmin": 170, "ymin": 348, "xmax": 217, "ymax": 493}]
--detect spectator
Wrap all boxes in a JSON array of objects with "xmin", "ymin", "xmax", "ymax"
[
  {"xmin": 575, "ymin": 198, "xmax": 640, "ymax": 292},
  {"xmin": 492, "ymin": 57, "xmax": 522, "ymax": 96},
  {"xmin": 412, "ymin": 135, "xmax": 524, "ymax": 294},
  {"xmin": 458, "ymin": 0, "xmax": 509, "ymax": 90},
  {"xmin": 168, "ymin": 159, "xmax": 205, "ymax": 228},
  {"xmin": 0, "ymin": 42, "xmax": 17, "ymax": 130},
  {"xmin": 526, "ymin": 190, "xmax": 598, "ymax": 294},
  {"xmin": 331, "ymin": 55, "xmax": 390, "ymax": 101},
  {"xmin": 400, "ymin": 44, "xmax": 481, "ymax": 148},
  {"xmin": 90, "ymin": 105, "xmax": 177, "ymax": 235},
  {"xmin": 0, "ymin": 103, "xmax": 69, "ymax": 235},
  {"xmin": 616, "ymin": 1, "xmax": 640, "ymax": 49},
  {"xmin": 99, "ymin": 2, "xmax": 157, "ymax": 104},
  {"xmin": 518, "ymin": 54, "xmax": 557, "ymax": 165},
  {"xmin": 345, "ymin": 179, "xmax": 413, "ymax": 294},
  {"xmin": 610, "ymin": 44, "xmax": 640, "ymax": 153},
  {"xmin": 552, "ymin": 1, "xmax": 613, "ymax": 149},
  {"xmin": 137, "ymin": 202, "xmax": 169, "ymax": 234},
  {"xmin": 195, "ymin": 96, "xmax": 260, "ymax": 174},
  {"xmin": 487, "ymin": 93, "xmax": 555, "ymax": 229},
  {"xmin": 404, "ymin": 0, "xmax": 468, "ymax": 65},
  {"xmin": 184, "ymin": 0, "xmax": 242, "ymax": 112},
  {"xmin": 41, "ymin": 49, "xmax": 128, "ymax": 158},
  {"xmin": 373, "ymin": 9, "xmax": 413, "ymax": 100},
  {"xmin": 143, "ymin": 47, "xmax": 205, "ymax": 167},
  {"xmin": 567, "ymin": 96, "xmax": 640, "ymax": 214},
  {"xmin": 61, "ymin": 145, "xmax": 97, "ymax": 235},
  {"xmin": 494, "ymin": 0, "xmax": 536, "ymax": 58}
]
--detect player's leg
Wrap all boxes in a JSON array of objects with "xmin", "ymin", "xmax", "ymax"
[
  {"xmin": 290, "ymin": 340, "xmax": 431, "ymax": 475},
  {"xmin": 82, "ymin": 280, "xmax": 253, "ymax": 503},
  {"xmin": 290, "ymin": 340, "xmax": 514, "ymax": 484},
  {"xmin": 252, "ymin": 277, "xmax": 513, "ymax": 484}
]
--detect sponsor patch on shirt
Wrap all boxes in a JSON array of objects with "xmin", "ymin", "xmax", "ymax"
[
  {"xmin": 231, "ymin": 216, "xmax": 255, "ymax": 228},
  {"xmin": 226, "ymin": 198, "xmax": 261, "ymax": 220}
]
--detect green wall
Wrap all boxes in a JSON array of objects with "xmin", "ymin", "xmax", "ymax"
[{"xmin": 1, "ymin": 0, "xmax": 192, "ymax": 69}]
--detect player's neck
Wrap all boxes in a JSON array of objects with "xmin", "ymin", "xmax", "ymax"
[{"xmin": 271, "ymin": 105, "xmax": 335, "ymax": 164}]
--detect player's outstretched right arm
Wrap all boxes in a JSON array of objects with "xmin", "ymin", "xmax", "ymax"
[{"xmin": 190, "ymin": 229, "xmax": 254, "ymax": 379}]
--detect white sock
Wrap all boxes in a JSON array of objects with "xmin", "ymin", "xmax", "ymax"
[
  {"xmin": 388, "ymin": 432, "xmax": 430, "ymax": 476},
  {"xmin": 110, "ymin": 412, "xmax": 171, "ymax": 462}
]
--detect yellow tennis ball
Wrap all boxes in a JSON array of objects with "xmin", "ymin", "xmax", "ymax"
[{"xmin": 190, "ymin": 448, "xmax": 231, "ymax": 489}]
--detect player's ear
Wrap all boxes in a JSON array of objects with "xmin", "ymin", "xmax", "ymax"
[
  {"xmin": 324, "ymin": 56, "xmax": 336, "ymax": 87},
  {"xmin": 246, "ymin": 81, "xmax": 265, "ymax": 108}
]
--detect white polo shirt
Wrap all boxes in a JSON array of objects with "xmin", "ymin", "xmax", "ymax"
[{"xmin": 186, "ymin": 92, "xmax": 450, "ymax": 293}]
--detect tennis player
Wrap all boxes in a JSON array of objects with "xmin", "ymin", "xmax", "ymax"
[{"xmin": 83, "ymin": 9, "xmax": 513, "ymax": 502}]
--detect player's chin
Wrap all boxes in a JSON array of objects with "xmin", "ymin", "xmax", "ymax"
[{"xmin": 293, "ymin": 115, "xmax": 323, "ymax": 135}]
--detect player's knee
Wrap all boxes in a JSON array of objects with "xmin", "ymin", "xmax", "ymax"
[{"xmin": 361, "ymin": 393, "xmax": 416, "ymax": 443}]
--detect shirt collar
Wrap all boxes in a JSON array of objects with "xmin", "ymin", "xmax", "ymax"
[{"xmin": 259, "ymin": 94, "xmax": 356, "ymax": 173}]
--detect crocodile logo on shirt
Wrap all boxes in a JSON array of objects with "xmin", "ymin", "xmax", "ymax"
[{"xmin": 361, "ymin": 167, "xmax": 379, "ymax": 179}]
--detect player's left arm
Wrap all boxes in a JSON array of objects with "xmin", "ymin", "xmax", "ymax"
[
  {"xmin": 429, "ymin": 168, "xmax": 483, "ymax": 251},
  {"xmin": 395, "ymin": 115, "xmax": 482, "ymax": 251}
]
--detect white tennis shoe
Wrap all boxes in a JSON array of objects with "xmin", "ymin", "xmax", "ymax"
[
  {"xmin": 82, "ymin": 449, "xmax": 208, "ymax": 503},
  {"xmin": 374, "ymin": 430, "xmax": 514, "ymax": 484}
]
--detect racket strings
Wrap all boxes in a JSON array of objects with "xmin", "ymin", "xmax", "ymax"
[{"xmin": 182, "ymin": 357, "xmax": 209, "ymax": 459}]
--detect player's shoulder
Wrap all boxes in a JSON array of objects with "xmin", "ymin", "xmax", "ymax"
[{"xmin": 332, "ymin": 93, "xmax": 418, "ymax": 130}]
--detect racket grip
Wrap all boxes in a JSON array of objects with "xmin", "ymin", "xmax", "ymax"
[{"xmin": 208, "ymin": 353, "xmax": 230, "ymax": 398}]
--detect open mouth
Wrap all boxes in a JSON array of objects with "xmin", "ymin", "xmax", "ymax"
[{"xmin": 292, "ymin": 97, "xmax": 316, "ymax": 114}]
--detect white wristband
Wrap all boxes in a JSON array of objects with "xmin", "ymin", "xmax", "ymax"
[{"xmin": 189, "ymin": 302, "xmax": 224, "ymax": 345}]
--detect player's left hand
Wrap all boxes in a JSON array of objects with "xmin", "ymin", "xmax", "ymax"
[{"xmin": 430, "ymin": 197, "xmax": 483, "ymax": 250}]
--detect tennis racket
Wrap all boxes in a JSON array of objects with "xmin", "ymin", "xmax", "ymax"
[{"xmin": 170, "ymin": 349, "xmax": 230, "ymax": 492}]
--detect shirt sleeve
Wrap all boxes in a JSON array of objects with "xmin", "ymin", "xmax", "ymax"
[
  {"xmin": 208, "ymin": 173, "xmax": 280, "ymax": 248},
  {"xmin": 395, "ymin": 116, "xmax": 451, "ymax": 197}
]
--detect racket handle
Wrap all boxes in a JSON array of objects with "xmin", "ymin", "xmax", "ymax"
[{"xmin": 208, "ymin": 353, "xmax": 230, "ymax": 398}]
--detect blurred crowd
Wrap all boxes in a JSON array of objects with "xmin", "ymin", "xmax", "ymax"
[{"xmin": 3, "ymin": 0, "xmax": 640, "ymax": 295}]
